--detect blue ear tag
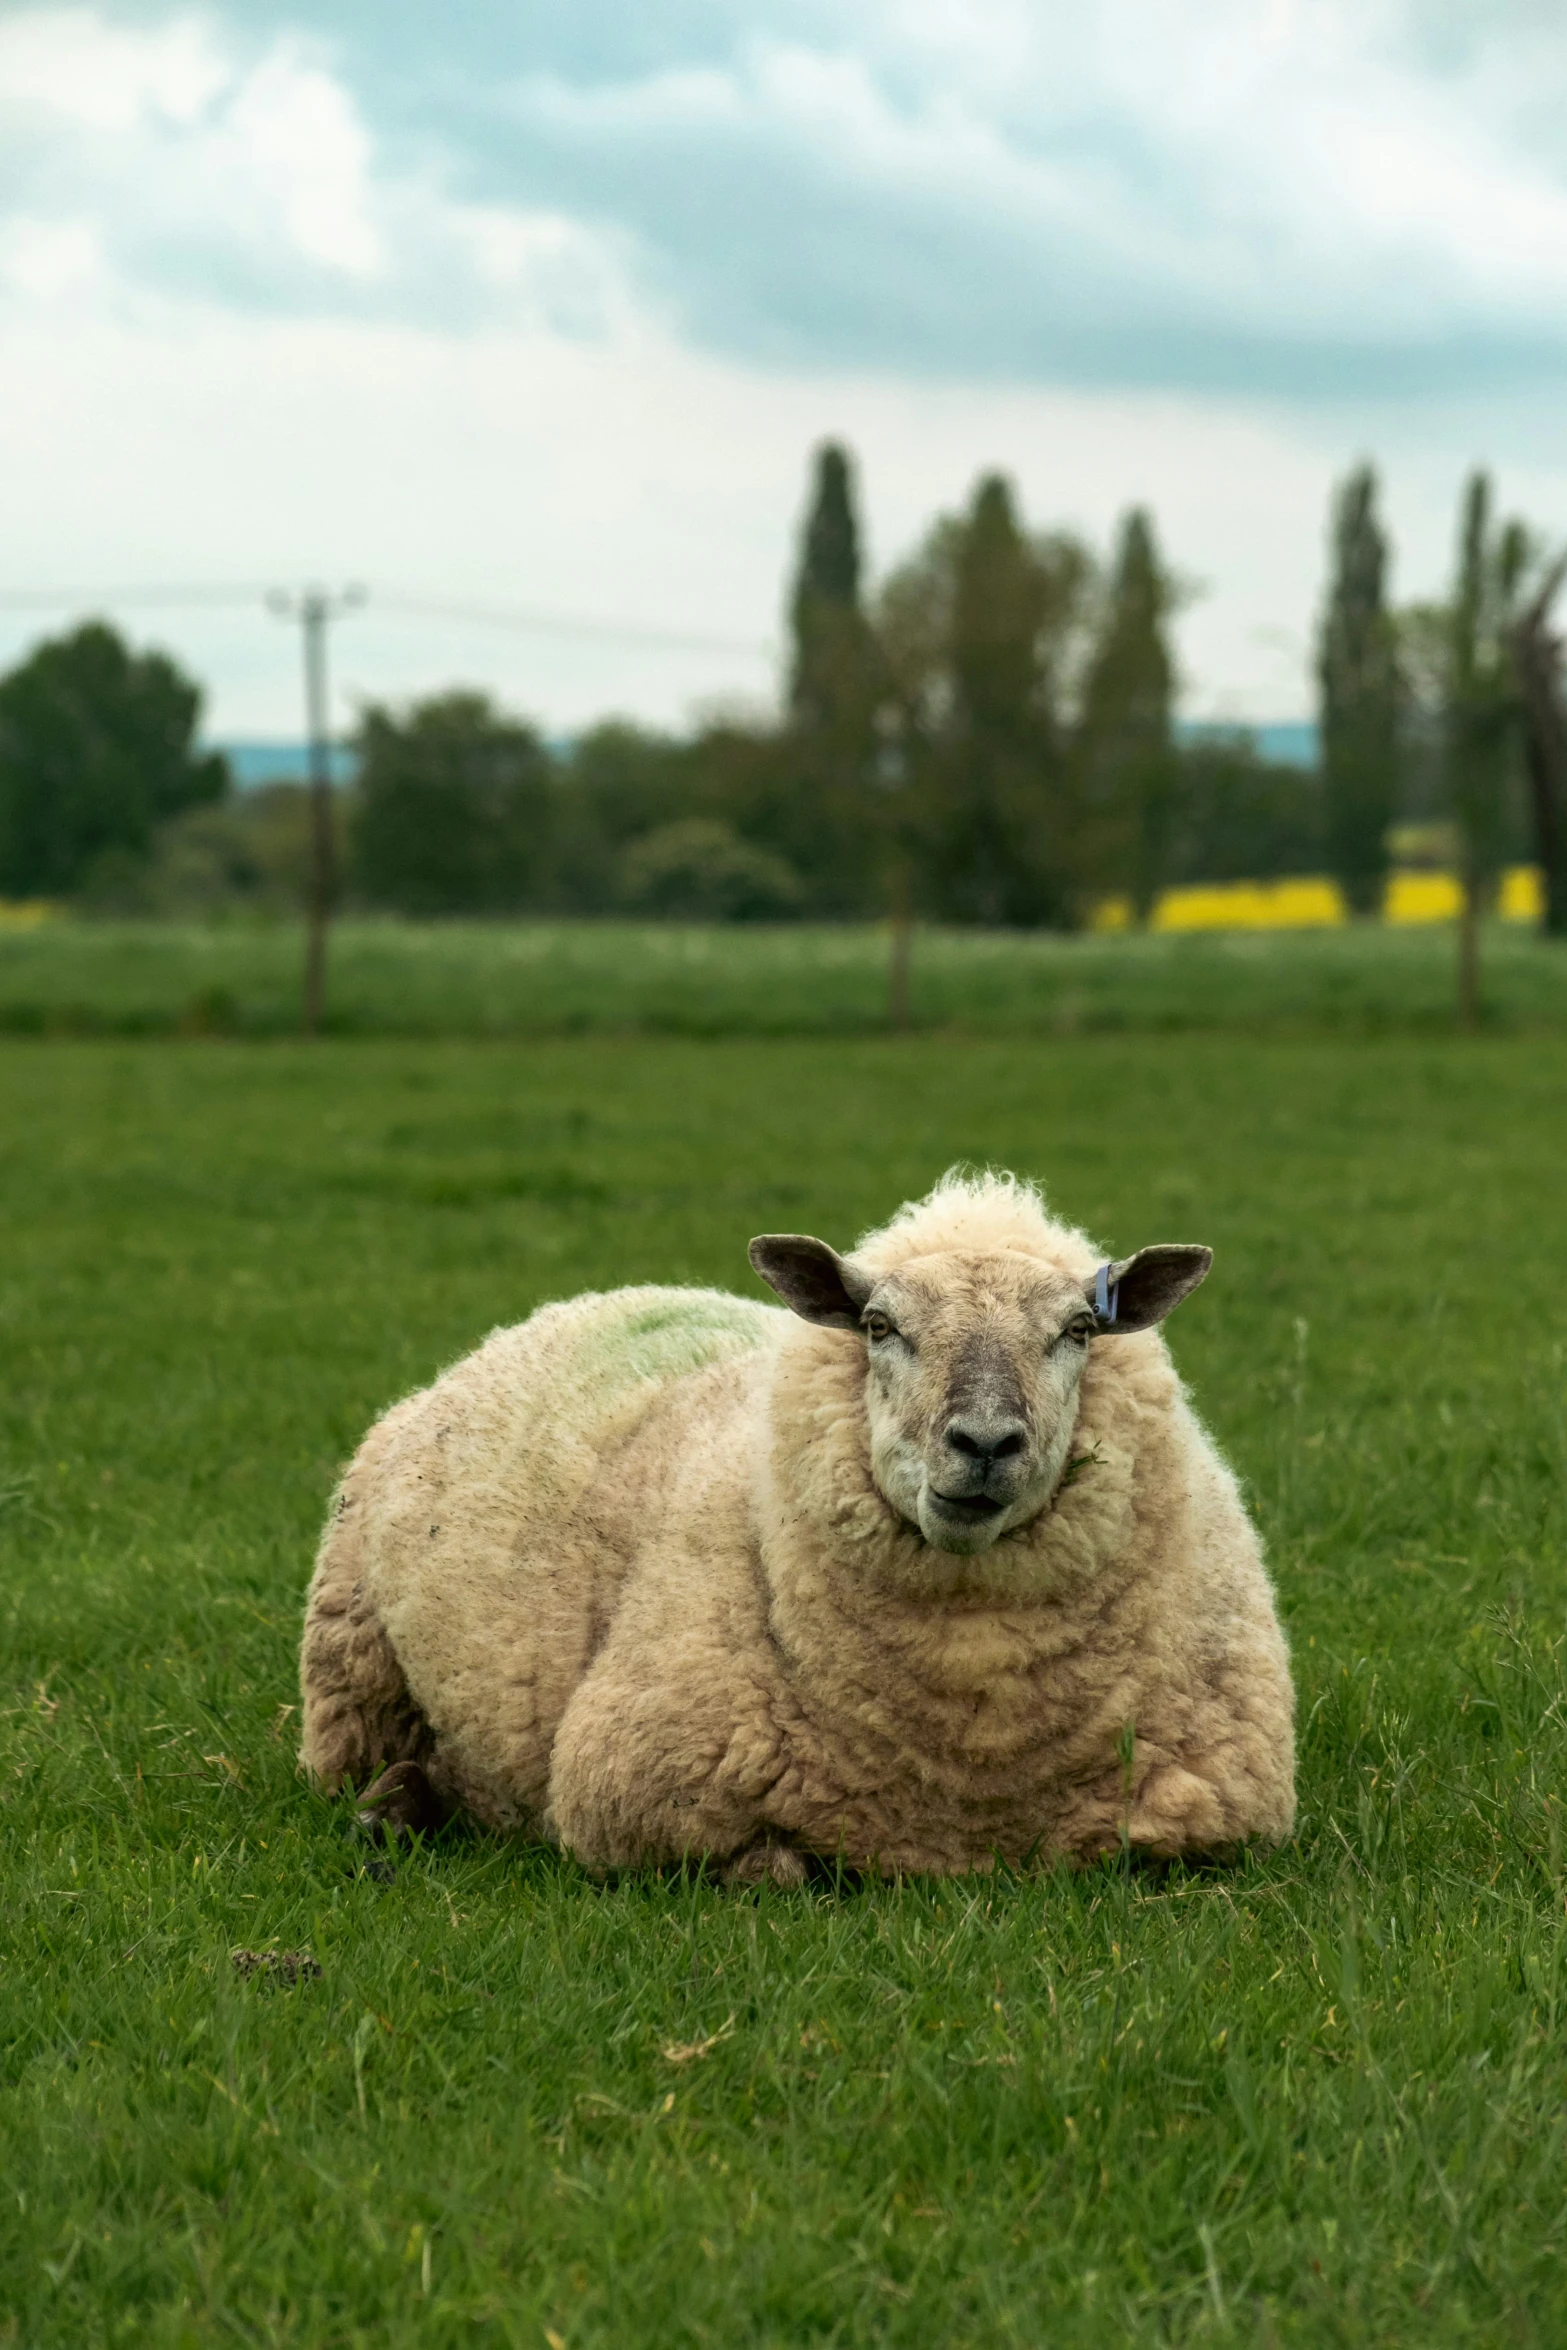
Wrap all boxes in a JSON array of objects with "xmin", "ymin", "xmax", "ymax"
[{"xmin": 1094, "ymin": 1263, "xmax": 1118, "ymax": 1326}]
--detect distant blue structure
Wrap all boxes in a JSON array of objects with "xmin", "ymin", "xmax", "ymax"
[
  {"xmin": 1178, "ymin": 720, "xmax": 1317, "ymax": 769},
  {"xmin": 214, "ymin": 723, "xmax": 1319, "ymax": 788},
  {"xmin": 214, "ymin": 741, "xmax": 359, "ymax": 789}
]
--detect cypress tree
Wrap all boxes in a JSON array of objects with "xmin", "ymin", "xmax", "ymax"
[
  {"xmin": 1317, "ymin": 465, "xmax": 1401, "ymax": 916},
  {"xmin": 788, "ymin": 443, "xmax": 876, "ymax": 739},
  {"xmin": 779, "ymin": 443, "xmax": 884, "ymax": 917},
  {"xmin": 1078, "ymin": 507, "xmax": 1176, "ymax": 924},
  {"xmin": 1448, "ymin": 472, "xmax": 1529, "ymax": 1022}
]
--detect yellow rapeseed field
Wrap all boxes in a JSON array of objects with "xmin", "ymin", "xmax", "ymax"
[{"xmin": 1093, "ymin": 864, "xmax": 1544, "ymax": 932}]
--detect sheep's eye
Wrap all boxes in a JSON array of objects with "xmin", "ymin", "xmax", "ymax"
[
  {"xmin": 1063, "ymin": 1315, "xmax": 1095, "ymax": 1346},
  {"xmin": 862, "ymin": 1311, "xmax": 894, "ymax": 1343}
]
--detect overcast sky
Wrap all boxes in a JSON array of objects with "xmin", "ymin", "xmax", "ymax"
[{"xmin": 3, "ymin": 1, "xmax": 1567, "ymax": 736}]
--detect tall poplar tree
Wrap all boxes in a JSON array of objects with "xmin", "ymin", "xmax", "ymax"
[
  {"xmin": 1078, "ymin": 507, "xmax": 1176, "ymax": 923},
  {"xmin": 1448, "ymin": 471, "xmax": 1529, "ymax": 1021},
  {"xmin": 1317, "ymin": 465, "xmax": 1401, "ymax": 916},
  {"xmin": 783, "ymin": 442, "xmax": 883, "ymax": 914},
  {"xmin": 788, "ymin": 443, "xmax": 878, "ymax": 740}
]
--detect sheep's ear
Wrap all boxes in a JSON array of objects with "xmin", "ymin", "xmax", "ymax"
[
  {"xmin": 748, "ymin": 1235, "xmax": 872, "ymax": 1329},
  {"xmin": 1087, "ymin": 1244, "xmax": 1212, "ymax": 1333}
]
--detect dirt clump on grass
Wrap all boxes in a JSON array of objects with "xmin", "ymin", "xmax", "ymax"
[{"xmin": 230, "ymin": 1949, "xmax": 322, "ymax": 1985}]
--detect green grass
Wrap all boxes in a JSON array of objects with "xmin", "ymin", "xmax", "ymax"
[
  {"xmin": 3, "ymin": 913, "xmax": 1567, "ymax": 1037},
  {"xmin": 3, "ymin": 1032, "xmax": 1566, "ymax": 2346}
]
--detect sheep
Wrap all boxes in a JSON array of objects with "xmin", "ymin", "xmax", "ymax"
[{"xmin": 299, "ymin": 1171, "xmax": 1295, "ymax": 1880}]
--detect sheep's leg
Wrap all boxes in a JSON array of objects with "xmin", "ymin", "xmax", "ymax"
[
  {"xmin": 1123, "ymin": 1763, "xmax": 1235, "ymax": 1859},
  {"xmin": 1121, "ymin": 1682, "xmax": 1296, "ymax": 1859},
  {"xmin": 355, "ymin": 1758, "xmax": 449, "ymax": 1840},
  {"xmin": 1059, "ymin": 1744, "xmax": 1276, "ymax": 1865},
  {"xmin": 300, "ymin": 1489, "xmax": 430, "ymax": 1795},
  {"xmin": 719, "ymin": 1840, "xmax": 809, "ymax": 1890},
  {"xmin": 547, "ymin": 1638, "xmax": 785, "ymax": 1875}
]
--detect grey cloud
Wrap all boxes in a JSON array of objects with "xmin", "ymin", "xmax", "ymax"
[{"xmin": 12, "ymin": 1, "xmax": 1567, "ymax": 399}]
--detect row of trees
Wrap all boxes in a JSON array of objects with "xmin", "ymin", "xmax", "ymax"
[
  {"xmin": 773, "ymin": 453, "xmax": 1305, "ymax": 929},
  {"xmin": 2, "ymin": 447, "xmax": 1564, "ymax": 944},
  {"xmin": 242, "ymin": 460, "xmax": 1313, "ymax": 932},
  {"xmin": 0, "ymin": 462, "xmax": 1319, "ymax": 922},
  {"xmin": 785, "ymin": 446, "xmax": 1565, "ymax": 940},
  {"xmin": 1319, "ymin": 464, "xmax": 1567, "ymax": 978}
]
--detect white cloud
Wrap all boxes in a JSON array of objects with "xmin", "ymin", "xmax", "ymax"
[
  {"xmin": 0, "ymin": 7, "xmax": 609, "ymax": 305},
  {"xmin": 0, "ymin": 215, "xmax": 102, "ymax": 299},
  {"xmin": 0, "ymin": 7, "xmax": 224, "ymax": 130},
  {"xmin": 3, "ymin": 1, "xmax": 1567, "ymax": 738},
  {"xmin": 0, "ymin": 10, "xmax": 388, "ymax": 286},
  {"xmin": 218, "ymin": 44, "xmax": 383, "ymax": 278},
  {"xmin": 9, "ymin": 3, "xmax": 1567, "ymax": 370}
]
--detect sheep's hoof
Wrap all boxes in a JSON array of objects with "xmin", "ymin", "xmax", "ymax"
[
  {"xmin": 354, "ymin": 1760, "xmax": 446, "ymax": 1841},
  {"xmin": 722, "ymin": 1842, "xmax": 808, "ymax": 1890}
]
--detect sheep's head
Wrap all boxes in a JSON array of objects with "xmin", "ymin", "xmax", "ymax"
[{"xmin": 750, "ymin": 1232, "xmax": 1211, "ymax": 1556}]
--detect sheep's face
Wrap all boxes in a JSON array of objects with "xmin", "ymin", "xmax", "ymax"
[
  {"xmin": 854, "ymin": 1252, "xmax": 1095, "ymax": 1553},
  {"xmin": 750, "ymin": 1231, "xmax": 1212, "ymax": 1557}
]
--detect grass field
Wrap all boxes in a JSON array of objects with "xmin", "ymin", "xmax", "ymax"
[
  {"xmin": 3, "ymin": 913, "xmax": 1567, "ymax": 1037},
  {"xmin": 3, "ymin": 1031, "xmax": 1566, "ymax": 2346}
]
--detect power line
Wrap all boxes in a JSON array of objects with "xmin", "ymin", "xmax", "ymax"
[
  {"xmin": 0, "ymin": 579, "xmax": 776, "ymax": 658},
  {"xmin": 0, "ymin": 583, "xmax": 265, "ymax": 610},
  {"xmin": 0, "ymin": 573, "xmax": 776, "ymax": 1025},
  {"xmin": 373, "ymin": 587, "xmax": 774, "ymax": 659}
]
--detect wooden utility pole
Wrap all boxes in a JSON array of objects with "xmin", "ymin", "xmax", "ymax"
[
  {"xmin": 267, "ymin": 584, "xmax": 365, "ymax": 1034},
  {"xmin": 876, "ymin": 728, "xmax": 914, "ymax": 1031},
  {"xmin": 1456, "ymin": 843, "xmax": 1482, "ymax": 1031},
  {"xmin": 887, "ymin": 854, "xmax": 913, "ymax": 1031}
]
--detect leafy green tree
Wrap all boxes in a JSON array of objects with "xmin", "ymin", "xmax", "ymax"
[
  {"xmin": 81, "ymin": 784, "xmax": 313, "ymax": 917},
  {"xmin": 1318, "ymin": 466, "xmax": 1401, "ymax": 916},
  {"xmin": 554, "ymin": 722, "xmax": 697, "ymax": 912},
  {"xmin": 352, "ymin": 692, "xmax": 555, "ymax": 916},
  {"xmin": 1510, "ymin": 560, "xmax": 1567, "ymax": 937},
  {"xmin": 1169, "ymin": 734, "xmax": 1322, "ymax": 886},
  {"xmin": 1449, "ymin": 475, "xmax": 1528, "ymax": 898},
  {"xmin": 618, "ymin": 819, "xmax": 801, "ymax": 922},
  {"xmin": 1390, "ymin": 601, "xmax": 1453, "ymax": 835},
  {"xmin": 915, "ymin": 475, "xmax": 1090, "ymax": 926},
  {"xmin": 0, "ymin": 620, "xmax": 226, "ymax": 898},
  {"xmin": 673, "ymin": 719, "xmax": 893, "ymax": 930},
  {"xmin": 952, "ymin": 478, "xmax": 1048, "ymax": 738},
  {"xmin": 1448, "ymin": 473, "xmax": 1531, "ymax": 1020},
  {"xmin": 1077, "ymin": 508, "xmax": 1177, "ymax": 922}
]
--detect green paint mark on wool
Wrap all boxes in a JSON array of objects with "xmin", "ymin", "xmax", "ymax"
[{"xmin": 566, "ymin": 1288, "xmax": 780, "ymax": 1405}]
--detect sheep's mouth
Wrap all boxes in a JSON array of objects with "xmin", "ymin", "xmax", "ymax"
[{"xmin": 930, "ymin": 1490, "xmax": 1007, "ymax": 1519}]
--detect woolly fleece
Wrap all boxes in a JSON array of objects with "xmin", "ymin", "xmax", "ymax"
[{"xmin": 300, "ymin": 1174, "xmax": 1295, "ymax": 1875}]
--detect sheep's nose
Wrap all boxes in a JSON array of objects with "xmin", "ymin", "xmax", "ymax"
[{"xmin": 944, "ymin": 1416, "xmax": 1028, "ymax": 1463}]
